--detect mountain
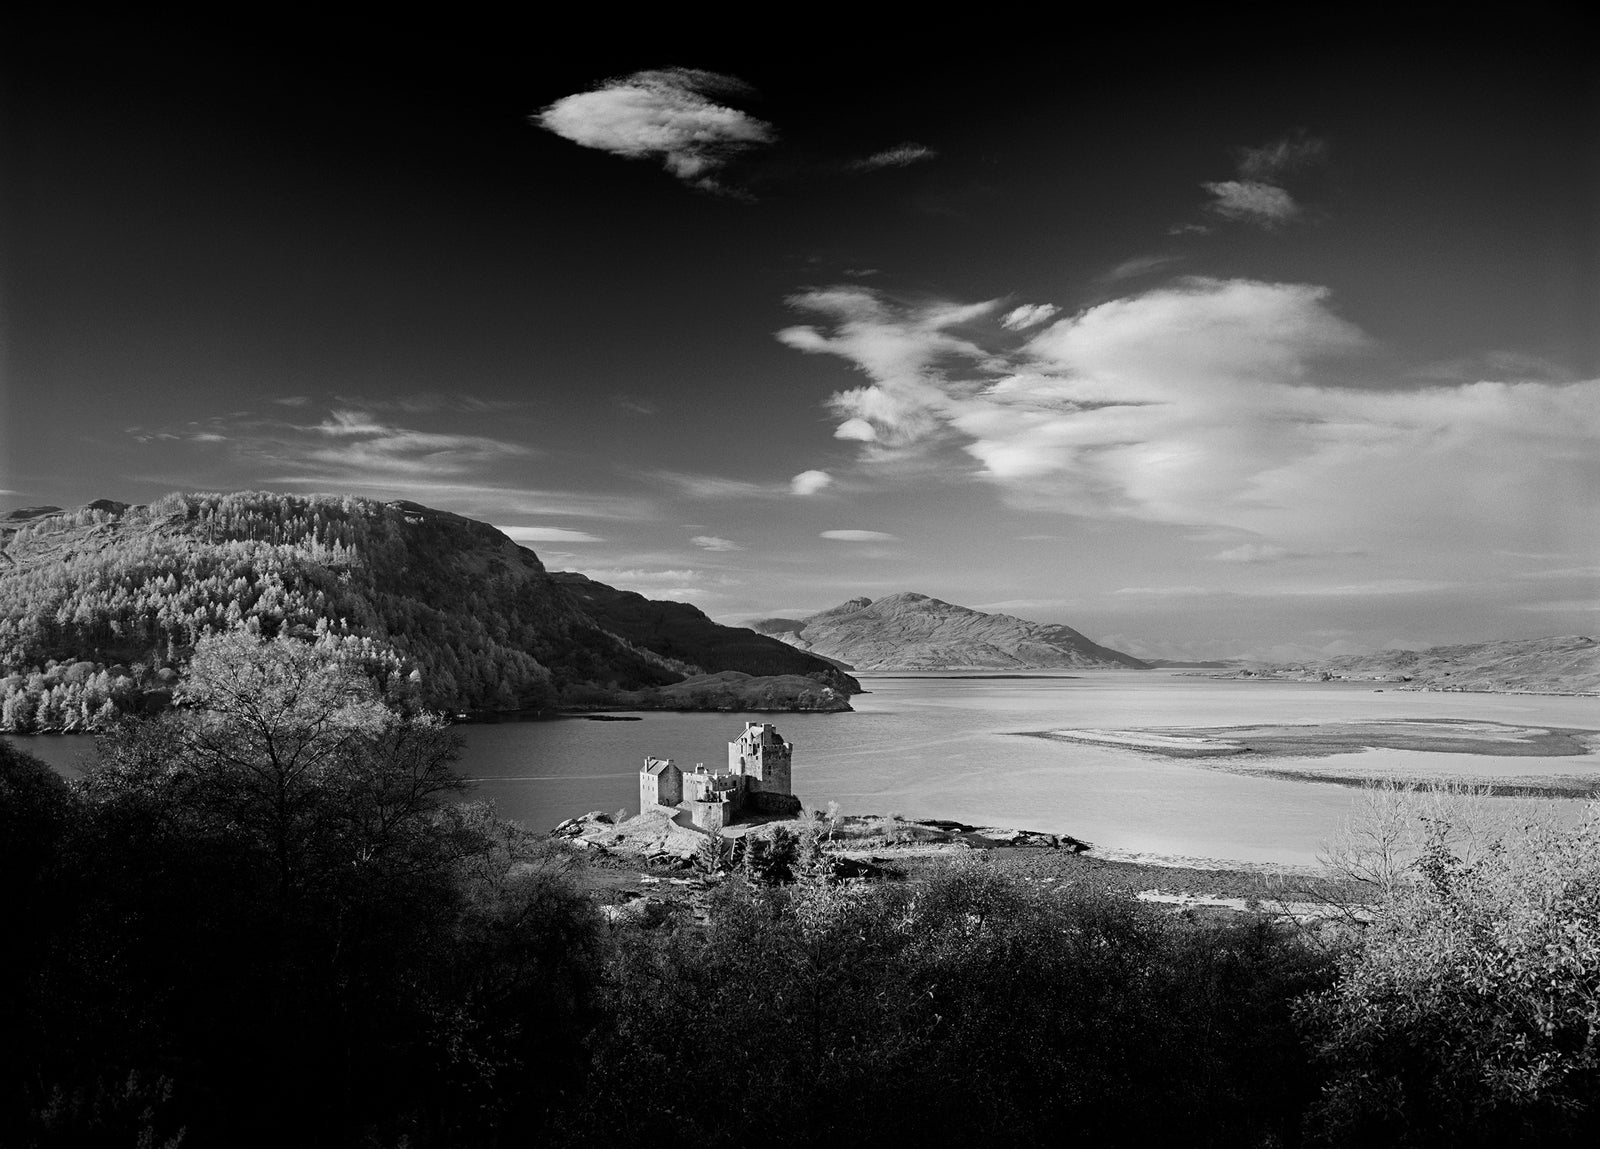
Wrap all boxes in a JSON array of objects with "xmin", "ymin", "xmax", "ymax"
[
  {"xmin": 0, "ymin": 492, "xmax": 854, "ymax": 730},
  {"xmin": 549, "ymin": 572, "xmax": 858, "ymax": 695},
  {"xmin": 1229, "ymin": 636, "xmax": 1600, "ymax": 694},
  {"xmin": 751, "ymin": 592, "xmax": 1149, "ymax": 671}
]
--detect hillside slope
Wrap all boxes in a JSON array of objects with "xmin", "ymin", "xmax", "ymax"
[
  {"xmin": 1233, "ymin": 636, "xmax": 1600, "ymax": 694},
  {"xmin": 751, "ymin": 592, "xmax": 1148, "ymax": 671},
  {"xmin": 549, "ymin": 572, "xmax": 859, "ymax": 695},
  {"xmin": 0, "ymin": 493, "xmax": 853, "ymax": 729}
]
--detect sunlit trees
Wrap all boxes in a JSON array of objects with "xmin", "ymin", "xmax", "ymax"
[{"xmin": 1300, "ymin": 804, "xmax": 1600, "ymax": 1146}]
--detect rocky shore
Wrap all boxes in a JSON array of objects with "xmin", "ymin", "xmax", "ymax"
[{"xmin": 550, "ymin": 808, "xmax": 1369, "ymax": 924}]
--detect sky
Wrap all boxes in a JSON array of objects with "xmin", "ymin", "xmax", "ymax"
[{"xmin": 2, "ymin": 9, "xmax": 1596, "ymax": 661}]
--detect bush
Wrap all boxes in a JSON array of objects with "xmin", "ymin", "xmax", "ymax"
[{"xmin": 1299, "ymin": 803, "xmax": 1600, "ymax": 1146}]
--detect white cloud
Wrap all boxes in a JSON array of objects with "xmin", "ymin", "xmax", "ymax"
[
  {"xmin": 852, "ymin": 142, "xmax": 937, "ymax": 170},
  {"xmin": 790, "ymin": 469, "xmax": 833, "ymax": 495},
  {"xmin": 820, "ymin": 529, "xmax": 900, "ymax": 542},
  {"xmin": 1000, "ymin": 303, "xmax": 1060, "ymax": 331},
  {"xmin": 777, "ymin": 277, "xmax": 1600, "ymax": 563},
  {"xmin": 1202, "ymin": 179, "xmax": 1300, "ymax": 227},
  {"xmin": 778, "ymin": 287, "xmax": 1001, "ymax": 450},
  {"xmin": 534, "ymin": 68, "xmax": 774, "ymax": 192},
  {"xmin": 495, "ymin": 525, "xmax": 604, "ymax": 543},
  {"xmin": 691, "ymin": 534, "xmax": 744, "ymax": 551}
]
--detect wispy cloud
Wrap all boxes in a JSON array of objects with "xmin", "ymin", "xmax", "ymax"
[
  {"xmin": 1103, "ymin": 254, "xmax": 1182, "ymax": 282},
  {"xmin": 778, "ymin": 287, "xmax": 1001, "ymax": 450},
  {"xmin": 1202, "ymin": 180, "xmax": 1300, "ymax": 227},
  {"xmin": 1237, "ymin": 134, "xmax": 1330, "ymax": 182},
  {"xmin": 852, "ymin": 142, "xmax": 937, "ymax": 171},
  {"xmin": 820, "ymin": 529, "xmax": 900, "ymax": 542},
  {"xmin": 691, "ymin": 535, "xmax": 744, "ymax": 551},
  {"xmin": 790, "ymin": 469, "xmax": 833, "ymax": 496},
  {"xmin": 614, "ymin": 395, "xmax": 659, "ymax": 416},
  {"xmin": 1199, "ymin": 133, "xmax": 1329, "ymax": 229},
  {"xmin": 777, "ymin": 277, "xmax": 1600, "ymax": 562},
  {"xmin": 289, "ymin": 408, "xmax": 533, "ymax": 477},
  {"xmin": 1000, "ymin": 304, "xmax": 1059, "ymax": 331},
  {"xmin": 534, "ymin": 68, "xmax": 774, "ymax": 193},
  {"xmin": 495, "ymin": 525, "xmax": 605, "ymax": 544},
  {"xmin": 1211, "ymin": 543, "xmax": 1296, "ymax": 563},
  {"xmin": 651, "ymin": 470, "xmax": 791, "ymax": 500}
]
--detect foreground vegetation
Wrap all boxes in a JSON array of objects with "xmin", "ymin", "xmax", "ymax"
[{"xmin": 4, "ymin": 633, "xmax": 1597, "ymax": 1146}]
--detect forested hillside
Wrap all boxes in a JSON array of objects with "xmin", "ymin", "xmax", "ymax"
[{"xmin": 0, "ymin": 492, "xmax": 819, "ymax": 728}]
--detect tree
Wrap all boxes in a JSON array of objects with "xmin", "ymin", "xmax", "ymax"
[{"xmin": 1299, "ymin": 804, "xmax": 1600, "ymax": 1146}]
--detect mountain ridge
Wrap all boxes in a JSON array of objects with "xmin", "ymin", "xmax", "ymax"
[{"xmin": 751, "ymin": 592, "xmax": 1149, "ymax": 671}]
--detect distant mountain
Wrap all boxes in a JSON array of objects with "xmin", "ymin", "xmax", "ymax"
[
  {"xmin": 1227, "ymin": 636, "xmax": 1600, "ymax": 694},
  {"xmin": 0, "ymin": 492, "xmax": 854, "ymax": 730},
  {"xmin": 751, "ymin": 592, "xmax": 1149, "ymax": 671}
]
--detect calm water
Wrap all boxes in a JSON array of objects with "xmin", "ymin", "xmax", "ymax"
[{"xmin": 15, "ymin": 672, "xmax": 1600, "ymax": 867}]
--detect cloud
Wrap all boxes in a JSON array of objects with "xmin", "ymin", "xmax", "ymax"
[
  {"xmin": 534, "ymin": 68, "xmax": 774, "ymax": 192},
  {"xmin": 1211, "ymin": 543, "xmax": 1295, "ymax": 563},
  {"xmin": 691, "ymin": 535, "xmax": 744, "ymax": 551},
  {"xmin": 852, "ymin": 142, "xmax": 938, "ymax": 170},
  {"xmin": 777, "ymin": 277, "xmax": 1600, "ymax": 562},
  {"xmin": 1202, "ymin": 180, "xmax": 1300, "ymax": 227},
  {"xmin": 1238, "ymin": 134, "xmax": 1329, "ymax": 182},
  {"xmin": 614, "ymin": 395, "xmax": 659, "ymax": 416},
  {"xmin": 1000, "ymin": 304, "xmax": 1060, "ymax": 331},
  {"xmin": 820, "ymin": 529, "xmax": 900, "ymax": 542},
  {"xmin": 290, "ymin": 409, "xmax": 533, "ymax": 477},
  {"xmin": 495, "ymin": 525, "xmax": 604, "ymax": 544},
  {"xmin": 790, "ymin": 469, "xmax": 833, "ymax": 495},
  {"xmin": 1104, "ymin": 254, "xmax": 1182, "ymax": 282},
  {"xmin": 651, "ymin": 470, "xmax": 790, "ymax": 499},
  {"xmin": 1199, "ymin": 134, "xmax": 1328, "ymax": 230},
  {"xmin": 777, "ymin": 287, "xmax": 1002, "ymax": 450}
]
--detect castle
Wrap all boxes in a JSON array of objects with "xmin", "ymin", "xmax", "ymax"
[{"xmin": 639, "ymin": 721, "xmax": 801, "ymax": 832}]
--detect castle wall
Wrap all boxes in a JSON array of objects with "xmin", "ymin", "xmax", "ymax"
[{"xmin": 685, "ymin": 797, "xmax": 736, "ymax": 833}]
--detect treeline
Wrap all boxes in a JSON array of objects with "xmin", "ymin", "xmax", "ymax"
[
  {"xmin": 5, "ymin": 633, "xmax": 1597, "ymax": 1146},
  {"xmin": 0, "ymin": 492, "xmax": 688, "ymax": 727}
]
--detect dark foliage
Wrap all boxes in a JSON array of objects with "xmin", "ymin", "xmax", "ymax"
[
  {"xmin": 559, "ymin": 862, "xmax": 1337, "ymax": 1148},
  {"xmin": 2, "ymin": 635, "xmax": 603, "ymax": 1148}
]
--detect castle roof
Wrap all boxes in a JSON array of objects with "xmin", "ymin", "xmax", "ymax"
[{"xmin": 642, "ymin": 756, "xmax": 680, "ymax": 776}]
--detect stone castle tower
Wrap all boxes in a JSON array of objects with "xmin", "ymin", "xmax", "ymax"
[{"xmin": 728, "ymin": 721, "xmax": 792, "ymax": 796}]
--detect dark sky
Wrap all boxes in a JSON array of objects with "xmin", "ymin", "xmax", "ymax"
[{"xmin": 3, "ymin": 8, "xmax": 1596, "ymax": 658}]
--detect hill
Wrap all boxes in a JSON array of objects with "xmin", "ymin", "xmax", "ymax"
[
  {"xmin": 0, "ymin": 493, "xmax": 853, "ymax": 730},
  {"xmin": 1226, "ymin": 636, "xmax": 1600, "ymax": 694},
  {"xmin": 750, "ymin": 592, "xmax": 1148, "ymax": 671},
  {"xmin": 549, "ymin": 572, "xmax": 858, "ymax": 695}
]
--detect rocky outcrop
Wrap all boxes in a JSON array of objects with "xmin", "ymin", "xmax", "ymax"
[{"xmin": 751, "ymin": 592, "xmax": 1147, "ymax": 671}]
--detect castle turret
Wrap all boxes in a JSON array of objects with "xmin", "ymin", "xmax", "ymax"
[{"xmin": 728, "ymin": 721, "xmax": 792, "ymax": 796}]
